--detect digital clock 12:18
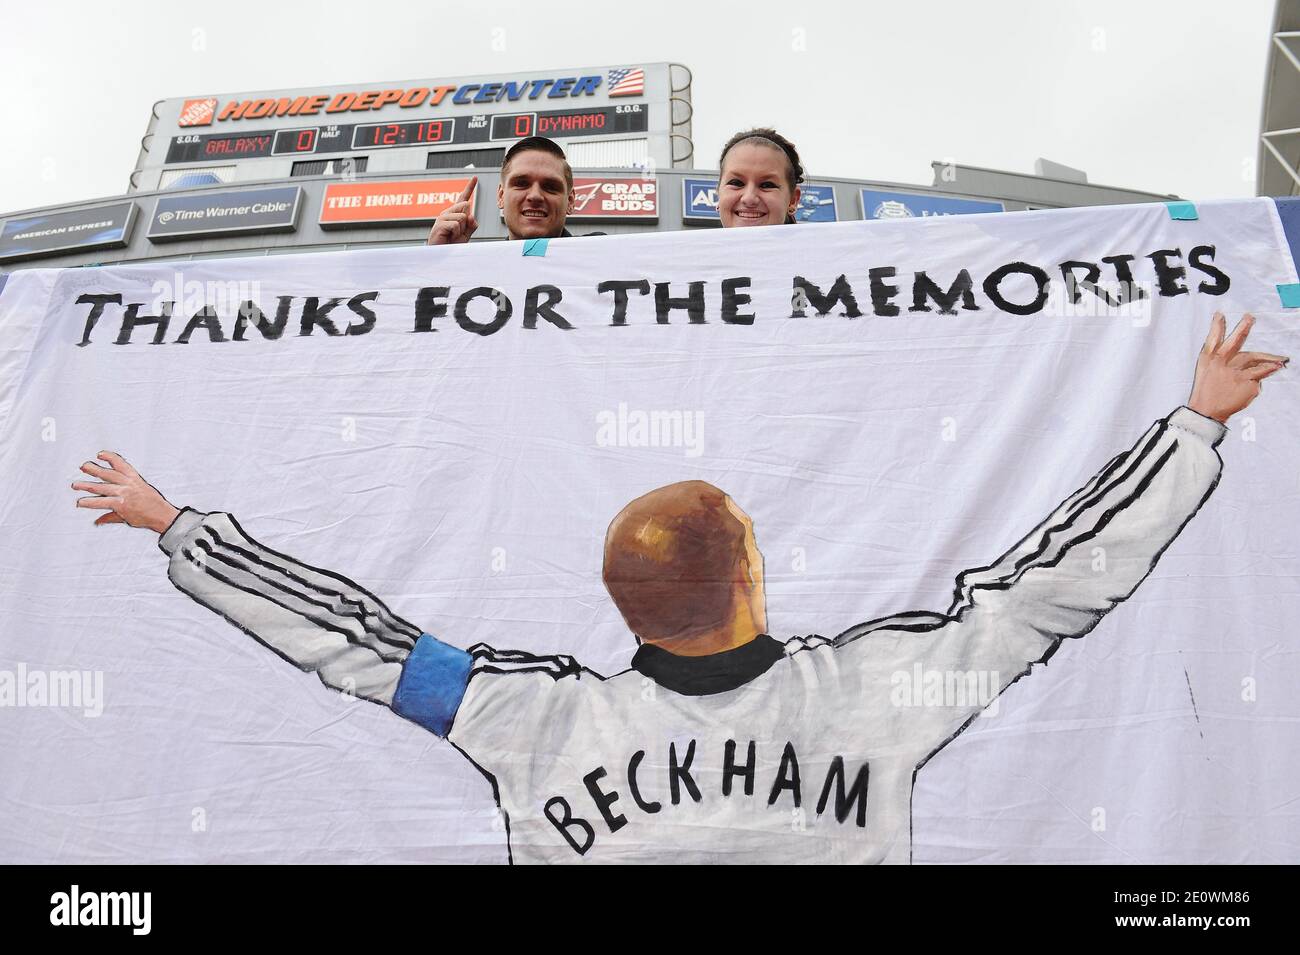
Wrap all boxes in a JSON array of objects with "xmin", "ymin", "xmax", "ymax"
[{"xmin": 350, "ymin": 120, "xmax": 457, "ymax": 149}]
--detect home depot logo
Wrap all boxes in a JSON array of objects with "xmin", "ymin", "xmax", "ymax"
[{"xmin": 178, "ymin": 98, "xmax": 217, "ymax": 127}]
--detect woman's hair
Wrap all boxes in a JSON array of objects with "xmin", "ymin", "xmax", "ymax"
[{"xmin": 718, "ymin": 128, "xmax": 804, "ymax": 223}]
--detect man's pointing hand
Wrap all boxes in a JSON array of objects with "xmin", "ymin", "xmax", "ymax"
[{"xmin": 426, "ymin": 176, "xmax": 479, "ymax": 245}]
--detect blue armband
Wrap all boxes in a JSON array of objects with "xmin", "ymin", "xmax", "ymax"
[{"xmin": 392, "ymin": 634, "xmax": 473, "ymax": 737}]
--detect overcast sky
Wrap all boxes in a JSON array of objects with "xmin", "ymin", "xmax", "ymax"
[{"xmin": 0, "ymin": 0, "xmax": 1276, "ymax": 215}]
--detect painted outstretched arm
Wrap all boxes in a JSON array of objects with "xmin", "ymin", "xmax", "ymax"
[
  {"xmin": 948, "ymin": 314, "xmax": 1285, "ymax": 651},
  {"xmin": 829, "ymin": 315, "xmax": 1287, "ymax": 754},
  {"xmin": 942, "ymin": 406, "xmax": 1224, "ymax": 657},
  {"xmin": 159, "ymin": 508, "xmax": 422, "ymax": 705},
  {"xmin": 70, "ymin": 462, "xmax": 473, "ymax": 735},
  {"xmin": 836, "ymin": 314, "xmax": 1287, "ymax": 682}
]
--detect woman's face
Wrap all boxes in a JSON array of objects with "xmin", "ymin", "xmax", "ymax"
[{"xmin": 718, "ymin": 143, "xmax": 800, "ymax": 228}]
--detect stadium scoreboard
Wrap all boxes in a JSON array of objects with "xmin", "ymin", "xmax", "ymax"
[
  {"xmin": 135, "ymin": 65, "xmax": 691, "ymax": 191},
  {"xmin": 164, "ymin": 105, "xmax": 649, "ymax": 163}
]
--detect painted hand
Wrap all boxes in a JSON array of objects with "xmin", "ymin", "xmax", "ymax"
[
  {"xmin": 1188, "ymin": 313, "xmax": 1288, "ymax": 423},
  {"xmin": 72, "ymin": 451, "xmax": 180, "ymax": 534}
]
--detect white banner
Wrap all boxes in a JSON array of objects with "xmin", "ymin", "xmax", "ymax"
[{"xmin": 0, "ymin": 198, "xmax": 1296, "ymax": 863}]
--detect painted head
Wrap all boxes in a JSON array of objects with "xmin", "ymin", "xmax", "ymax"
[
  {"xmin": 602, "ymin": 480, "xmax": 767, "ymax": 656},
  {"xmin": 717, "ymin": 127, "xmax": 804, "ymax": 228},
  {"xmin": 498, "ymin": 136, "xmax": 575, "ymax": 240}
]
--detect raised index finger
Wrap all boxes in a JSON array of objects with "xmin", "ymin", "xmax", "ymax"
[{"xmin": 457, "ymin": 176, "xmax": 478, "ymax": 204}]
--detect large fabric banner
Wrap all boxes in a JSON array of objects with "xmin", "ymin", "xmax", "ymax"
[{"xmin": 0, "ymin": 199, "xmax": 1296, "ymax": 864}]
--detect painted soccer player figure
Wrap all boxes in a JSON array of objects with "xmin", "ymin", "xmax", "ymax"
[{"xmin": 72, "ymin": 314, "xmax": 1285, "ymax": 864}]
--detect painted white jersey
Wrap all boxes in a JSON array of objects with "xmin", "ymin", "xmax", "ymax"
[{"xmin": 159, "ymin": 406, "xmax": 1226, "ymax": 863}]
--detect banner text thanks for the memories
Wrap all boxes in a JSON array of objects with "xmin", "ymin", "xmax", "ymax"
[{"xmin": 69, "ymin": 244, "xmax": 1229, "ymax": 346}]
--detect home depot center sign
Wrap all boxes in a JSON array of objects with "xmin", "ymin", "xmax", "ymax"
[{"xmin": 183, "ymin": 76, "xmax": 607, "ymax": 126}]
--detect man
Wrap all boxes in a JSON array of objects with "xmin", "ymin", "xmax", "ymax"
[
  {"xmin": 426, "ymin": 137, "xmax": 595, "ymax": 245},
  {"xmin": 71, "ymin": 314, "xmax": 1285, "ymax": 864}
]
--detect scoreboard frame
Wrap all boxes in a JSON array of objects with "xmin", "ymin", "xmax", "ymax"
[{"xmin": 164, "ymin": 103, "xmax": 650, "ymax": 165}]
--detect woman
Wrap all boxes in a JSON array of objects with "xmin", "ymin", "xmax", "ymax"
[{"xmin": 716, "ymin": 127, "xmax": 804, "ymax": 228}]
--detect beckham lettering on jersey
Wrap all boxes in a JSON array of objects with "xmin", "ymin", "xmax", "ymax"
[{"xmin": 543, "ymin": 739, "xmax": 869, "ymax": 855}]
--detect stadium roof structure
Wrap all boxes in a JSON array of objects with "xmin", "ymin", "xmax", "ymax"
[{"xmin": 1259, "ymin": 0, "xmax": 1300, "ymax": 196}]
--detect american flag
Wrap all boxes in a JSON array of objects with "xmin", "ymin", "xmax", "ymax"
[{"xmin": 607, "ymin": 68, "xmax": 645, "ymax": 97}]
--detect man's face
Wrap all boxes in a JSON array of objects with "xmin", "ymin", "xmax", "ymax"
[{"xmin": 498, "ymin": 151, "xmax": 574, "ymax": 240}]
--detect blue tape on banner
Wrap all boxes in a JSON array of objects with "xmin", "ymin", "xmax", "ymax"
[
  {"xmin": 1165, "ymin": 201, "xmax": 1198, "ymax": 221},
  {"xmin": 523, "ymin": 238, "xmax": 549, "ymax": 257},
  {"xmin": 1272, "ymin": 197, "xmax": 1300, "ymax": 272},
  {"xmin": 1277, "ymin": 283, "xmax": 1300, "ymax": 307}
]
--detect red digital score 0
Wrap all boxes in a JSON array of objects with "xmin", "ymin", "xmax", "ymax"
[
  {"xmin": 287, "ymin": 128, "xmax": 317, "ymax": 152},
  {"xmin": 319, "ymin": 178, "xmax": 473, "ymax": 226}
]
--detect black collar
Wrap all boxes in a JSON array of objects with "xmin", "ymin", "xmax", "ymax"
[{"xmin": 631, "ymin": 634, "xmax": 786, "ymax": 696}]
